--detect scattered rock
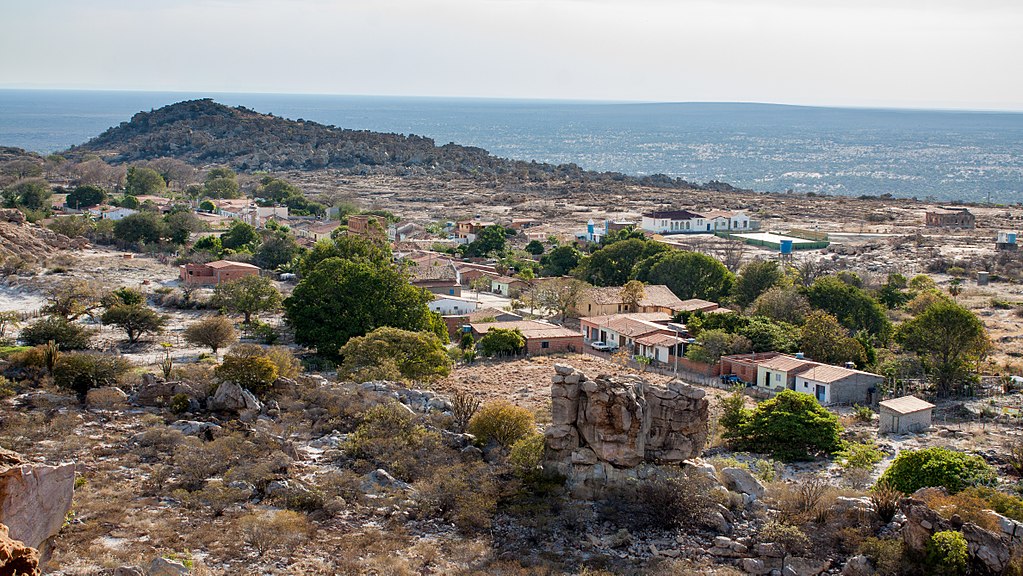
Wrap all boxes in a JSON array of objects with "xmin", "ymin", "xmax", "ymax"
[
  {"xmin": 168, "ymin": 420, "xmax": 222, "ymax": 438},
  {"xmin": 85, "ymin": 386, "xmax": 129, "ymax": 409},
  {"xmin": 783, "ymin": 556, "xmax": 830, "ymax": 576},
  {"xmin": 719, "ymin": 467, "xmax": 765, "ymax": 499},
  {"xmin": 0, "ymin": 522, "xmax": 39, "ymax": 576},
  {"xmin": 210, "ymin": 381, "xmax": 262, "ymax": 412},
  {"xmin": 361, "ymin": 469, "xmax": 410, "ymax": 494},
  {"xmin": 841, "ymin": 555, "xmax": 873, "ymax": 576},
  {"xmin": 0, "ymin": 451, "xmax": 75, "ymax": 551},
  {"xmin": 147, "ymin": 556, "xmax": 189, "ymax": 576}
]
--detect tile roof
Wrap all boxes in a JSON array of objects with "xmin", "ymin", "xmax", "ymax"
[
  {"xmin": 204, "ymin": 260, "xmax": 261, "ymax": 270},
  {"xmin": 644, "ymin": 209, "xmax": 706, "ymax": 220},
  {"xmin": 879, "ymin": 395, "xmax": 935, "ymax": 415},
  {"xmin": 470, "ymin": 320, "xmax": 580, "ymax": 339},
  {"xmin": 582, "ymin": 313, "xmax": 674, "ymax": 339},
  {"xmin": 756, "ymin": 355, "xmax": 816, "ymax": 373},
  {"xmin": 635, "ymin": 332, "xmax": 686, "ymax": 347},
  {"xmin": 451, "ymin": 307, "xmax": 522, "ymax": 322},
  {"xmin": 409, "ymin": 261, "xmax": 458, "ymax": 282},
  {"xmin": 676, "ymin": 298, "xmax": 722, "ymax": 312}
]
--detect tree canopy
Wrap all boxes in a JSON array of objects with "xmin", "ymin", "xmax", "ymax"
[
  {"xmin": 733, "ymin": 259, "xmax": 783, "ymax": 307},
  {"xmin": 634, "ymin": 250, "xmax": 734, "ymax": 301},
  {"xmin": 575, "ymin": 238, "xmax": 667, "ymax": 287},
  {"xmin": 125, "ymin": 166, "xmax": 166, "ymax": 196},
  {"xmin": 66, "ymin": 184, "xmax": 106, "ymax": 209},
  {"xmin": 284, "ymin": 255, "xmax": 434, "ymax": 360},
  {"xmin": 896, "ymin": 300, "xmax": 988, "ymax": 395},
  {"xmin": 805, "ymin": 276, "xmax": 891, "ymax": 340},
  {"xmin": 211, "ymin": 275, "xmax": 283, "ymax": 324},
  {"xmin": 339, "ymin": 327, "xmax": 452, "ymax": 382},
  {"xmin": 723, "ymin": 389, "xmax": 844, "ymax": 461}
]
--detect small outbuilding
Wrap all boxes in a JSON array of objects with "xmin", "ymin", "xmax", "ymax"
[{"xmin": 878, "ymin": 395, "xmax": 935, "ymax": 434}]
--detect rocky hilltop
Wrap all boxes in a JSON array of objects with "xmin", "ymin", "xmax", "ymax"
[{"xmin": 65, "ymin": 99, "xmax": 745, "ymax": 192}]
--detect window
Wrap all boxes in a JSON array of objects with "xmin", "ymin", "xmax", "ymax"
[
  {"xmin": 541, "ymin": 341, "xmax": 550, "ymax": 349},
  {"xmin": 774, "ymin": 373, "xmax": 781, "ymax": 382}
]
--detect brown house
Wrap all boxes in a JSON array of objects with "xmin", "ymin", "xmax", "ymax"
[
  {"xmin": 347, "ymin": 215, "xmax": 388, "ymax": 239},
  {"xmin": 574, "ymin": 284, "xmax": 689, "ymax": 317},
  {"xmin": 180, "ymin": 260, "xmax": 261, "ymax": 286},
  {"xmin": 470, "ymin": 320, "xmax": 582, "ymax": 355},
  {"xmin": 925, "ymin": 207, "xmax": 975, "ymax": 229}
]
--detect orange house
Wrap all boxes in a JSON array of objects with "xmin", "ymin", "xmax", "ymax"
[{"xmin": 179, "ymin": 260, "xmax": 261, "ymax": 286}]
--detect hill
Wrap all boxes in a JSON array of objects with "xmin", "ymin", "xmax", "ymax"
[{"xmin": 64, "ymin": 99, "xmax": 744, "ymax": 192}]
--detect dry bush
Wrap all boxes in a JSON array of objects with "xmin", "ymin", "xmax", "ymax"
[
  {"xmin": 342, "ymin": 402, "xmax": 449, "ymax": 482},
  {"xmin": 237, "ymin": 509, "xmax": 312, "ymax": 555},
  {"xmin": 917, "ymin": 488, "xmax": 1000, "ymax": 531},
  {"xmin": 1007, "ymin": 438, "xmax": 1023, "ymax": 477},
  {"xmin": 859, "ymin": 537, "xmax": 907, "ymax": 576},
  {"xmin": 466, "ymin": 401, "xmax": 535, "ymax": 448},
  {"xmin": 173, "ymin": 434, "xmax": 263, "ymax": 490},
  {"xmin": 265, "ymin": 346, "xmax": 301, "ymax": 379},
  {"xmin": 450, "ymin": 390, "xmax": 482, "ymax": 432},
  {"xmin": 173, "ymin": 480, "xmax": 250, "ymax": 516},
  {"xmin": 870, "ymin": 479, "xmax": 903, "ymax": 523},
  {"xmin": 133, "ymin": 426, "xmax": 186, "ymax": 461},
  {"xmin": 412, "ymin": 461, "xmax": 500, "ymax": 533},
  {"xmin": 759, "ymin": 520, "xmax": 810, "ymax": 555},
  {"xmin": 598, "ymin": 470, "xmax": 716, "ymax": 531}
]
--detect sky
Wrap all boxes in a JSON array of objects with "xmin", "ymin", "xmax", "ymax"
[{"xmin": 2, "ymin": 0, "xmax": 1021, "ymax": 110}]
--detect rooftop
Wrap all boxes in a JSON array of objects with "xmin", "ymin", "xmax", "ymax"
[
  {"xmin": 643, "ymin": 209, "xmax": 705, "ymax": 220},
  {"xmin": 470, "ymin": 320, "xmax": 580, "ymax": 340},
  {"xmin": 583, "ymin": 284, "xmax": 685, "ymax": 310},
  {"xmin": 879, "ymin": 395, "xmax": 935, "ymax": 415},
  {"xmin": 204, "ymin": 260, "xmax": 261, "ymax": 270}
]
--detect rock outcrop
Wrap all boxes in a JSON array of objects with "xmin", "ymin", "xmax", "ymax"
[
  {"xmin": 210, "ymin": 381, "xmax": 262, "ymax": 412},
  {"xmin": 900, "ymin": 495, "xmax": 1018, "ymax": 575},
  {"xmin": 0, "ymin": 523, "xmax": 39, "ymax": 576},
  {"xmin": 544, "ymin": 364, "xmax": 709, "ymax": 498},
  {"xmin": 0, "ymin": 448, "xmax": 75, "ymax": 552}
]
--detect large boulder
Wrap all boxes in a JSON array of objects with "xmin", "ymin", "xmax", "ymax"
[
  {"xmin": 543, "ymin": 365, "xmax": 709, "ymax": 498},
  {"xmin": 719, "ymin": 467, "xmax": 765, "ymax": 499},
  {"xmin": 85, "ymin": 386, "xmax": 128, "ymax": 409},
  {"xmin": 131, "ymin": 374, "xmax": 206, "ymax": 407},
  {"xmin": 0, "ymin": 449, "xmax": 75, "ymax": 552},
  {"xmin": 209, "ymin": 381, "xmax": 262, "ymax": 412},
  {"xmin": 900, "ymin": 496, "xmax": 1014, "ymax": 575},
  {"xmin": 0, "ymin": 522, "xmax": 39, "ymax": 576}
]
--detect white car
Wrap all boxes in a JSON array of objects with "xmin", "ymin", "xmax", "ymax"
[{"xmin": 590, "ymin": 341, "xmax": 619, "ymax": 352}]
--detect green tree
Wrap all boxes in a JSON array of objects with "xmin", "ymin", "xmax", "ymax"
[
  {"xmin": 477, "ymin": 328, "xmax": 525, "ymax": 357},
  {"xmin": 524, "ymin": 240, "xmax": 545, "ymax": 255},
  {"xmin": 463, "ymin": 225, "xmax": 513, "ymax": 257},
  {"xmin": 896, "ymin": 301, "xmax": 989, "ymax": 396},
  {"xmin": 806, "ymin": 276, "xmax": 891, "ymax": 340},
  {"xmin": 4, "ymin": 178, "xmax": 52, "ymax": 211},
  {"xmin": 204, "ymin": 173, "xmax": 240, "ymax": 199},
  {"xmin": 211, "ymin": 275, "xmax": 283, "ymax": 324},
  {"xmin": 733, "ymin": 259, "xmax": 783, "ymax": 307},
  {"xmin": 576, "ymin": 238, "xmax": 667, "ymax": 286},
  {"xmin": 534, "ymin": 277, "xmax": 589, "ymax": 321},
  {"xmin": 284, "ymin": 257, "xmax": 433, "ymax": 360},
  {"xmin": 119, "ymin": 195, "xmax": 140, "ymax": 209},
  {"xmin": 164, "ymin": 211, "xmax": 203, "ymax": 245},
  {"xmin": 124, "ymin": 166, "xmax": 166, "ymax": 196},
  {"xmin": 540, "ymin": 245, "xmax": 582, "ymax": 277},
  {"xmin": 198, "ymin": 199, "xmax": 217, "ymax": 212},
  {"xmin": 66, "ymin": 184, "xmax": 106, "ymax": 209},
  {"xmin": 877, "ymin": 273, "xmax": 911, "ymax": 309},
  {"xmin": 635, "ymin": 250, "xmax": 734, "ymax": 301},
  {"xmin": 19, "ymin": 317, "xmax": 93, "ymax": 350},
  {"xmin": 192, "ymin": 235, "xmax": 223, "ymax": 257},
  {"xmin": 339, "ymin": 327, "xmax": 452, "ymax": 382},
  {"xmin": 101, "ymin": 303, "xmax": 167, "ymax": 344},
  {"xmin": 52, "ymin": 352, "xmax": 131, "ymax": 401},
  {"xmin": 800, "ymin": 310, "xmax": 867, "ymax": 366},
  {"xmin": 301, "ymin": 235, "xmax": 392, "ymax": 275},
  {"xmin": 183, "ymin": 316, "xmax": 238, "ymax": 354},
  {"xmin": 114, "ymin": 212, "xmax": 165, "ymax": 244},
  {"xmin": 685, "ymin": 329, "xmax": 752, "ymax": 364},
  {"xmin": 42, "ymin": 279, "xmax": 102, "ymax": 321},
  {"xmin": 738, "ymin": 316, "xmax": 798, "ymax": 353},
  {"xmin": 725, "ymin": 389, "xmax": 844, "ymax": 461},
  {"xmin": 878, "ymin": 447, "xmax": 996, "ymax": 494},
  {"xmin": 751, "ymin": 286, "xmax": 812, "ymax": 325},
  {"xmin": 253, "ymin": 232, "xmax": 302, "ymax": 271},
  {"xmin": 220, "ymin": 221, "xmax": 260, "ymax": 251},
  {"xmin": 256, "ymin": 177, "xmax": 300, "ymax": 202}
]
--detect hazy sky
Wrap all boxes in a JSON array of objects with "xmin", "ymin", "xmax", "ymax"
[{"xmin": 2, "ymin": 0, "xmax": 1021, "ymax": 110}]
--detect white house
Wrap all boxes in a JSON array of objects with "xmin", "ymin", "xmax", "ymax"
[
  {"xmin": 879, "ymin": 395, "xmax": 935, "ymax": 434},
  {"xmin": 640, "ymin": 209, "xmax": 751, "ymax": 234},
  {"xmin": 89, "ymin": 206, "xmax": 137, "ymax": 221},
  {"xmin": 429, "ymin": 295, "xmax": 482, "ymax": 316},
  {"xmin": 793, "ymin": 364, "xmax": 883, "ymax": 406}
]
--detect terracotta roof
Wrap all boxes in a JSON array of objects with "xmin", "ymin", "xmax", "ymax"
[
  {"xmin": 583, "ymin": 284, "xmax": 685, "ymax": 310},
  {"xmin": 304, "ymin": 221, "xmax": 341, "ymax": 235},
  {"xmin": 492, "ymin": 275, "xmax": 527, "ymax": 284},
  {"xmin": 470, "ymin": 320, "xmax": 580, "ymax": 340},
  {"xmin": 879, "ymin": 395, "xmax": 935, "ymax": 414},
  {"xmin": 204, "ymin": 260, "xmax": 261, "ymax": 270},
  {"xmin": 451, "ymin": 307, "xmax": 523, "ymax": 322},
  {"xmin": 582, "ymin": 313, "xmax": 673, "ymax": 339},
  {"xmin": 409, "ymin": 261, "xmax": 458, "ymax": 282}
]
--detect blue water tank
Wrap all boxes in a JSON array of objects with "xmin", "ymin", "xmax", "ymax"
[
  {"xmin": 779, "ymin": 239, "xmax": 794, "ymax": 254},
  {"xmin": 1009, "ymin": 233, "xmax": 1018, "ymax": 245}
]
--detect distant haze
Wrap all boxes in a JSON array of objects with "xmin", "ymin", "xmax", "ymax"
[{"xmin": 1, "ymin": 0, "xmax": 1021, "ymax": 111}]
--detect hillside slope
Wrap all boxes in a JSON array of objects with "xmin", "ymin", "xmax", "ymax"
[{"xmin": 65, "ymin": 99, "xmax": 744, "ymax": 192}]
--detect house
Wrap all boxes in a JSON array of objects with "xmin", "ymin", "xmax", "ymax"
[
  {"xmin": 878, "ymin": 396, "xmax": 935, "ymax": 434},
  {"xmin": 794, "ymin": 364, "xmax": 882, "ymax": 406},
  {"xmin": 347, "ymin": 214, "xmax": 388, "ymax": 239},
  {"xmin": 574, "ymin": 284, "xmax": 687, "ymax": 317},
  {"xmin": 676, "ymin": 298, "xmax": 730, "ymax": 314},
  {"xmin": 442, "ymin": 307, "xmax": 523, "ymax": 338},
  {"xmin": 579, "ymin": 312, "xmax": 674, "ymax": 350},
  {"xmin": 490, "ymin": 275, "xmax": 528, "ymax": 297},
  {"xmin": 88, "ymin": 206, "xmax": 137, "ymax": 221},
  {"xmin": 455, "ymin": 262, "xmax": 499, "ymax": 287},
  {"xmin": 634, "ymin": 331, "xmax": 688, "ymax": 365},
  {"xmin": 925, "ymin": 207, "xmax": 975, "ymax": 229},
  {"xmin": 720, "ymin": 352, "xmax": 883, "ymax": 406},
  {"xmin": 429, "ymin": 294, "xmax": 482, "ymax": 316},
  {"xmin": 509, "ymin": 218, "xmax": 539, "ymax": 230},
  {"xmin": 216, "ymin": 199, "xmax": 251, "ymax": 219},
  {"xmin": 640, "ymin": 209, "xmax": 751, "ymax": 234},
  {"xmin": 470, "ymin": 320, "xmax": 582, "ymax": 355},
  {"xmin": 409, "ymin": 260, "xmax": 462, "ymax": 296},
  {"xmin": 296, "ymin": 221, "xmax": 341, "ymax": 242},
  {"xmin": 242, "ymin": 205, "xmax": 289, "ymax": 227},
  {"xmin": 388, "ymin": 221, "xmax": 418, "ymax": 242},
  {"xmin": 179, "ymin": 259, "xmax": 261, "ymax": 286},
  {"xmin": 456, "ymin": 219, "xmax": 495, "ymax": 242}
]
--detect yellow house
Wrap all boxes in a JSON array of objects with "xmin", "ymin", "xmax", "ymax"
[{"xmin": 574, "ymin": 284, "xmax": 686, "ymax": 317}]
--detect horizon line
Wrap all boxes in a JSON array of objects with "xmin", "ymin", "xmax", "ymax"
[{"xmin": 1, "ymin": 86, "xmax": 1022, "ymax": 115}]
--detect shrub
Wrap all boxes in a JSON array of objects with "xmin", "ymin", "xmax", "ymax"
[
  {"xmin": 853, "ymin": 404, "xmax": 874, "ymax": 422},
  {"xmin": 101, "ymin": 303, "xmax": 167, "ymax": 344},
  {"xmin": 477, "ymin": 328, "xmax": 525, "ymax": 357},
  {"xmin": 52, "ymin": 352, "xmax": 131, "ymax": 400},
  {"xmin": 508, "ymin": 432, "xmax": 546, "ymax": 482},
  {"xmin": 962, "ymin": 486, "xmax": 1023, "ymax": 523},
  {"xmin": 169, "ymin": 393, "xmax": 191, "ymax": 414},
  {"xmin": 342, "ymin": 403, "xmax": 442, "ymax": 482},
  {"xmin": 838, "ymin": 441, "xmax": 884, "ymax": 470},
  {"xmin": 237, "ymin": 510, "xmax": 312, "ymax": 555},
  {"xmin": 758, "ymin": 520, "xmax": 809, "ymax": 555},
  {"xmin": 339, "ymin": 327, "xmax": 452, "ymax": 383},
  {"xmin": 19, "ymin": 317, "xmax": 93, "ymax": 350},
  {"xmin": 467, "ymin": 401, "xmax": 535, "ymax": 448},
  {"xmin": 638, "ymin": 471, "xmax": 716, "ymax": 530},
  {"xmin": 727, "ymin": 390, "xmax": 843, "ymax": 461},
  {"xmin": 926, "ymin": 531, "xmax": 968, "ymax": 576},
  {"xmin": 265, "ymin": 346, "xmax": 301, "ymax": 380},
  {"xmin": 215, "ymin": 351, "xmax": 279, "ymax": 397},
  {"xmin": 412, "ymin": 462, "xmax": 499, "ymax": 533},
  {"xmin": 859, "ymin": 537, "xmax": 906, "ymax": 576},
  {"xmin": 450, "ymin": 390, "xmax": 482, "ymax": 432},
  {"xmin": 870, "ymin": 479, "xmax": 903, "ymax": 523},
  {"xmin": 183, "ymin": 316, "xmax": 237, "ymax": 354},
  {"xmin": 878, "ymin": 446, "xmax": 997, "ymax": 494},
  {"xmin": 0, "ymin": 376, "xmax": 15, "ymax": 399}
]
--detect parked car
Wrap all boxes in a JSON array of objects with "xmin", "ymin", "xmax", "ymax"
[{"xmin": 590, "ymin": 341, "xmax": 619, "ymax": 352}]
